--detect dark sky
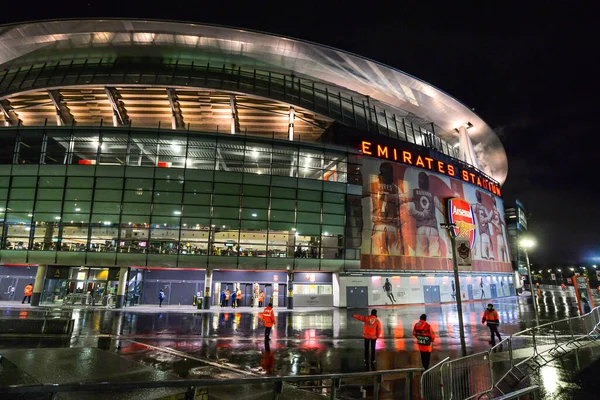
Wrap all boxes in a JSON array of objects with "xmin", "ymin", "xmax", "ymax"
[{"xmin": 1, "ymin": 1, "xmax": 596, "ymax": 265}]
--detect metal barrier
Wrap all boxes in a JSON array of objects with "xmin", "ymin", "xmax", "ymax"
[
  {"xmin": 493, "ymin": 385, "xmax": 540, "ymax": 400},
  {"xmin": 0, "ymin": 366, "xmax": 422, "ymax": 399},
  {"xmin": 439, "ymin": 351, "xmax": 493, "ymax": 400},
  {"xmin": 420, "ymin": 357, "xmax": 449, "ymax": 400},
  {"xmin": 421, "ymin": 305, "xmax": 600, "ymax": 400}
]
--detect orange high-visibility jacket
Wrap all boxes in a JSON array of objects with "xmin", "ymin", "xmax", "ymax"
[
  {"xmin": 482, "ymin": 309, "xmax": 500, "ymax": 325},
  {"xmin": 259, "ymin": 292, "xmax": 265, "ymax": 302},
  {"xmin": 353, "ymin": 314, "xmax": 382, "ymax": 340},
  {"xmin": 24, "ymin": 285, "xmax": 33, "ymax": 297},
  {"xmin": 225, "ymin": 290, "xmax": 230, "ymax": 300},
  {"xmin": 236, "ymin": 290, "xmax": 242, "ymax": 300},
  {"xmin": 262, "ymin": 306, "xmax": 276, "ymax": 327},
  {"xmin": 413, "ymin": 320, "xmax": 436, "ymax": 352}
]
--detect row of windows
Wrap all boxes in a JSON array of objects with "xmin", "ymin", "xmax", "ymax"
[
  {"xmin": 0, "ymin": 169, "xmax": 354, "ymax": 193},
  {"xmin": 1, "ymin": 184, "xmax": 347, "ymax": 205},
  {"xmin": 1, "ymin": 131, "xmax": 359, "ymax": 184},
  {"xmin": 2, "ymin": 224, "xmax": 352, "ymax": 259}
]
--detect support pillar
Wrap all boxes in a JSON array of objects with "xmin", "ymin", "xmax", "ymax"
[
  {"xmin": 203, "ymin": 269, "xmax": 213, "ymax": 309},
  {"xmin": 30, "ymin": 265, "xmax": 47, "ymax": 306},
  {"xmin": 287, "ymin": 272, "xmax": 294, "ymax": 309},
  {"xmin": 115, "ymin": 267, "xmax": 128, "ymax": 309}
]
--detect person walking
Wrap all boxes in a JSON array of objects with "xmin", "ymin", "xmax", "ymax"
[
  {"xmin": 353, "ymin": 309, "xmax": 382, "ymax": 367},
  {"xmin": 22, "ymin": 283, "xmax": 33, "ymax": 304},
  {"xmin": 158, "ymin": 289, "xmax": 165, "ymax": 307},
  {"xmin": 413, "ymin": 314, "xmax": 436, "ymax": 370},
  {"xmin": 258, "ymin": 290, "xmax": 265, "ymax": 307},
  {"xmin": 482, "ymin": 303, "xmax": 502, "ymax": 345},
  {"xmin": 236, "ymin": 288, "xmax": 242, "ymax": 307},
  {"xmin": 262, "ymin": 302, "xmax": 276, "ymax": 340}
]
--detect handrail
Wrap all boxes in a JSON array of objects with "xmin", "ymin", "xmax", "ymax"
[
  {"xmin": 0, "ymin": 366, "xmax": 423, "ymax": 396},
  {"xmin": 493, "ymin": 385, "xmax": 540, "ymax": 400},
  {"xmin": 421, "ymin": 305, "xmax": 600, "ymax": 400}
]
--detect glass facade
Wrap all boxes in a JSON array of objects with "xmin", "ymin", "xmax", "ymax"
[{"xmin": 0, "ymin": 126, "xmax": 362, "ymax": 270}]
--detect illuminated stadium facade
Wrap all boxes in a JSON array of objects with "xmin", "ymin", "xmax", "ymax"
[{"xmin": 0, "ymin": 20, "xmax": 514, "ymax": 308}]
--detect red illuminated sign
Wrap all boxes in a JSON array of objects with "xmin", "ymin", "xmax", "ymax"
[
  {"xmin": 78, "ymin": 159, "xmax": 96, "ymax": 165},
  {"xmin": 447, "ymin": 198, "xmax": 476, "ymax": 248},
  {"xmin": 157, "ymin": 161, "xmax": 172, "ymax": 168},
  {"xmin": 360, "ymin": 141, "xmax": 501, "ymax": 197}
]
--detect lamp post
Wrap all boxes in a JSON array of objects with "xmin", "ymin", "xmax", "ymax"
[
  {"xmin": 520, "ymin": 238, "xmax": 539, "ymax": 326},
  {"xmin": 557, "ymin": 269, "xmax": 562, "ymax": 285}
]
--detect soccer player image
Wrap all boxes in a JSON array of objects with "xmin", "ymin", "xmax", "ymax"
[
  {"xmin": 370, "ymin": 163, "xmax": 403, "ymax": 256},
  {"xmin": 473, "ymin": 191, "xmax": 493, "ymax": 260},
  {"xmin": 490, "ymin": 198, "xmax": 508, "ymax": 262},
  {"xmin": 407, "ymin": 172, "xmax": 444, "ymax": 257}
]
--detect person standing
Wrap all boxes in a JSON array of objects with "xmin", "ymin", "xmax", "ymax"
[
  {"xmin": 258, "ymin": 290, "xmax": 265, "ymax": 307},
  {"xmin": 158, "ymin": 289, "xmax": 165, "ymax": 308},
  {"xmin": 353, "ymin": 309, "xmax": 382, "ymax": 367},
  {"xmin": 413, "ymin": 314, "xmax": 436, "ymax": 370},
  {"xmin": 220, "ymin": 289, "xmax": 227, "ymax": 308},
  {"xmin": 225, "ymin": 288, "xmax": 231, "ymax": 307},
  {"xmin": 236, "ymin": 287, "xmax": 242, "ymax": 307},
  {"xmin": 262, "ymin": 302, "xmax": 276, "ymax": 340},
  {"xmin": 482, "ymin": 303, "xmax": 502, "ymax": 345},
  {"xmin": 22, "ymin": 283, "xmax": 33, "ymax": 304}
]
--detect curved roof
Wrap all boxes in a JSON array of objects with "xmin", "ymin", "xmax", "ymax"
[{"xmin": 0, "ymin": 19, "xmax": 507, "ymax": 184}]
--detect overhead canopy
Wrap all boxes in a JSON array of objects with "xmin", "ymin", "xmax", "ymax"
[{"xmin": 0, "ymin": 19, "xmax": 507, "ymax": 184}]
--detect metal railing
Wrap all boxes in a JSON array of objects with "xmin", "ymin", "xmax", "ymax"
[
  {"xmin": 494, "ymin": 386, "xmax": 540, "ymax": 400},
  {"xmin": 421, "ymin": 305, "xmax": 600, "ymax": 400},
  {"xmin": 0, "ymin": 366, "xmax": 422, "ymax": 399}
]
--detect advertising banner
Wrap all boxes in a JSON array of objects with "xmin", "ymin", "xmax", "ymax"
[
  {"xmin": 357, "ymin": 158, "xmax": 512, "ymax": 272},
  {"xmin": 551, "ymin": 273, "xmax": 556, "ymax": 280},
  {"xmin": 456, "ymin": 238, "xmax": 472, "ymax": 268}
]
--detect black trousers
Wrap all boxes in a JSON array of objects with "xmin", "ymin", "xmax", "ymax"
[
  {"xmin": 363, "ymin": 338, "xmax": 376, "ymax": 362},
  {"xmin": 22, "ymin": 295, "xmax": 31, "ymax": 304},
  {"xmin": 488, "ymin": 324, "xmax": 502, "ymax": 344},
  {"xmin": 265, "ymin": 326, "xmax": 272, "ymax": 339},
  {"xmin": 420, "ymin": 351, "xmax": 431, "ymax": 370}
]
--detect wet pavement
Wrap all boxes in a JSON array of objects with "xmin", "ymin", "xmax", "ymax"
[{"xmin": 0, "ymin": 289, "xmax": 598, "ymax": 399}]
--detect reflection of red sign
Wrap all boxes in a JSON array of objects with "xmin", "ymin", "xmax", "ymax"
[
  {"xmin": 157, "ymin": 161, "xmax": 171, "ymax": 168},
  {"xmin": 447, "ymin": 198, "xmax": 476, "ymax": 248}
]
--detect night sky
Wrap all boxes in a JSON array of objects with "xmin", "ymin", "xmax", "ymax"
[{"xmin": 1, "ymin": 2, "xmax": 595, "ymax": 265}]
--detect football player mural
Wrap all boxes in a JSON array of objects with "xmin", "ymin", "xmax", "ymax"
[{"xmin": 360, "ymin": 159, "xmax": 511, "ymax": 272}]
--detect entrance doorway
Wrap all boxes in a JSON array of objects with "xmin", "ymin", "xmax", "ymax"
[
  {"xmin": 423, "ymin": 285, "xmax": 441, "ymax": 304},
  {"xmin": 346, "ymin": 286, "xmax": 368, "ymax": 307}
]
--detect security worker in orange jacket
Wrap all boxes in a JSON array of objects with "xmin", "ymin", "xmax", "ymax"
[
  {"xmin": 258, "ymin": 291, "xmax": 265, "ymax": 307},
  {"xmin": 413, "ymin": 314, "xmax": 436, "ymax": 370},
  {"xmin": 262, "ymin": 302, "xmax": 276, "ymax": 340},
  {"xmin": 22, "ymin": 283, "xmax": 33, "ymax": 304},
  {"xmin": 482, "ymin": 303, "xmax": 502, "ymax": 345},
  {"xmin": 235, "ymin": 288, "xmax": 242, "ymax": 307},
  {"xmin": 225, "ymin": 289, "xmax": 231, "ymax": 306},
  {"xmin": 353, "ymin": 309, "xmax": 382, "ymax": 366}
]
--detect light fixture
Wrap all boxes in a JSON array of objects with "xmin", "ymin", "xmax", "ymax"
[
  {"xmin": 520, "ymin": 238, "xmax": 535, "ymax": 249},
  {"xmin": 54, "ymin": 216, "xmax": 61, "ymax": 220},
  {"xmin": 75, "ymin": 208, "xmax": 81, "ymax": 212},
  {"xmin": 28, "ymin": 213, "xmax": 33, "ymax": 217},
  {"xmin": 252, "ymin": 213, "xmax": 257, "ymax": 217},
  {"xmin": 174, "ymin": 211, "xmax": 181, "ymax": 215},
  {"xmin": 103, "ymin": 221, "xmax": 111, "ymax": 225}
]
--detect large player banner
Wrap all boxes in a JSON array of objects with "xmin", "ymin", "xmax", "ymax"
[{"xmin": 358, "ymin": 158, "xmax": 512, "ymax": 272}]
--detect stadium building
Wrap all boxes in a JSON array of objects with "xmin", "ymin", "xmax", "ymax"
[{"xmin": 0, "ymin": 20, "xmax": 514, "ymax": 308}]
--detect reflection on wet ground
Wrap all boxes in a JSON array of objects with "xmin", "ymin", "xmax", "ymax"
[{"xmin": 0, "ymin": 289, "xmax": 598, "ymax": 399}]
